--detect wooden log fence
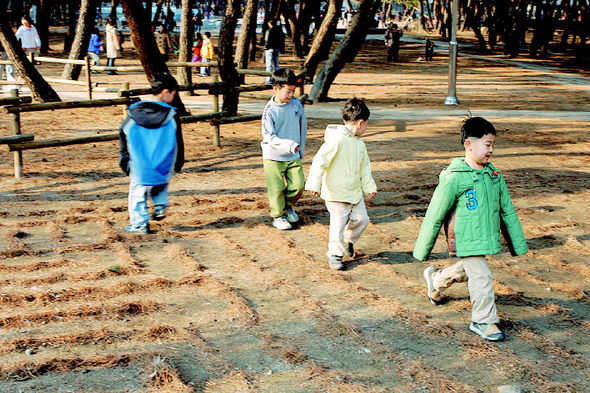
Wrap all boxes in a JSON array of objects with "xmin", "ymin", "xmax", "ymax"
[
  {"xmin": 0, "ymin": 62, "xmax": 309, "ymax": 177},
  {"xmin": 1, "ymin": 96, "xmax": 139, "ymax": 178},
  {"xmin": 0, "ymin": 134, "xmax": 34, "ymax": 144}
]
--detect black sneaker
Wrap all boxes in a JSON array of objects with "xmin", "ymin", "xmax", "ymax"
[
  {"xmin": 346, "ymin": 242, "xmax": 354, "ymax": 257},
  {"xmin": 153, "ymin": 207, "xmax": 166, "ymax": 221}
]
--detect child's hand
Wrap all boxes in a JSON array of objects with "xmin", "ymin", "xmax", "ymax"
[
  {"xmin": 308, "ymin": 190, "xmax": 319, "ymax": 197},
  {"xmin": 367, "ymin": 192, "xmax": 377, "ymax": 200}
]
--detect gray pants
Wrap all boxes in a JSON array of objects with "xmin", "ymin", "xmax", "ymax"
[
  {"xmin": 128, "ymin": 176, "xmax": 169, "ymax": 228},
  {"xmin": 432, "ymin": 256, "xmax": 499, "ymax": 324}
]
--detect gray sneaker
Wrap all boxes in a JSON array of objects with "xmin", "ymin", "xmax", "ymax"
[
  {"xmin": 286, "ymin": 207, "xmax": 299, "ymax": 223},
  {"xmin": 125, "ymin": 223, "xmax": 149, "ymax": 234},
  {"xmin": 272, "ymin": 216, "xmax": 292, "ymax": 230},
  {"xmin": 423, "ymin": 266, "xmax": 443, "ymax": 305},
  {"xmin": 329, "ymin": 255, "xmax": 344, "ymax": 270}
]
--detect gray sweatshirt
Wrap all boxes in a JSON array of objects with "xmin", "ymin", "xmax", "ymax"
[{"xmin": 261, "ymin": 96, "xmax": 307, "ymax": 161}]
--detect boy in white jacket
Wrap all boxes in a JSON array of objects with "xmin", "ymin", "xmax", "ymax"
[{"xmin": 305, "ymin": 98, "xmax": 377, "ymax": 270}]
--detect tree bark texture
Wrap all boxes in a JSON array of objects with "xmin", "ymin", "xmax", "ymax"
[
  {"xmin": 303, "ymin": 0, "xmax": 343, "ymax": 83},
  {"xmin": 62, "ymin": 0, "xmax": 98, "ymax": 80},
  {"xmin": 310, "ymin": 0, "xmax": 380, "ymax": 102},
  {"xmin": 177, "ymin": 0, "xmax": 194, "ymax": 87},
  {"xmin": 217, "ymin": 0, "xmax": 241, "ymax": 114},
  {"xmin": 0, "ymin": 13, "xmax": 61, "ymax": 102},
  {"xmin": 235, "ymin": 0, "xmax": 259, "ymax": 71},
  {"xmin": 38, "ymin": 0, "xmax": 53, "ymax": 54},
  {"xmin": 119, "ymin": 0, "xmax": 187, "ymax": 114}
]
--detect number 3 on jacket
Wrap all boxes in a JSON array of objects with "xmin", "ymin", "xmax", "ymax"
[{"xmin": 465, "ymin": 189, "xmax": 478, "ymax": 210}]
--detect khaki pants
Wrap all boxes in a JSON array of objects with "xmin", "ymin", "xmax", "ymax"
[
  {"xmin": 325, "ymin": 199, "xmax": 369, "ymax": 257},
  {"xmin": 433, "ymin": 256, "xmax": 499, "ymax": 324}
]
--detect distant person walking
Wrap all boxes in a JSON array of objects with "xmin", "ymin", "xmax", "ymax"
[
  {"xmin": 155, "ymin": 24, "xmax": 172, "ymax": 60},
  {"xmin": 200, "ymin": 32, "xmax": 214, "ymax": 76},
  {"xmin": 194, "ymin": 11, "xmax": 203, "ymax": 33},
  {"xmin": 384, "ymin": 23, "xmax": 403, "ymax": 62},
  {"xmin": 263, "ymin": 19, "xmax": 284, "ymax": 83},
  {"xmin": 87, "ymin": 27, "xmax": 103, "ymax": 71},
  {"xmin": 105, "ymin": 17, "xmax": 121, "ymax": 75},
  {"xmin": 425, "ymin": 37, "xmax": 434, "ymax": 62},
  {"xmin": 15, "ymin": 16, "xmax": 41, "ymax": 56},
  {"xmin": 191, "ymin": 32, "xmax": 203, "ymax": 70}
]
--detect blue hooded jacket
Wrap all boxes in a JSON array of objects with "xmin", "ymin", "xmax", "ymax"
[{"xmin": 119, "ymin": 101, "xmax": 184, "ymax": 185}]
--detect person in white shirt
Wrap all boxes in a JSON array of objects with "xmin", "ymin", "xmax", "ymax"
[{"xmin": 15, "ymin": 16, "xmax": 41, "ymax": 55}]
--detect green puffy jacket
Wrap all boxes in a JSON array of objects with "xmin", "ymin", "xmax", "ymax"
[{"xmin": 413, "ymin": 157, "xmax": 528, "ymax": 261}]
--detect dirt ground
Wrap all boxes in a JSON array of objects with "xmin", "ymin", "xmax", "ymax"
[{"xmin": 0, "ymin": 33, "xmax": 589, "ymax": 393}]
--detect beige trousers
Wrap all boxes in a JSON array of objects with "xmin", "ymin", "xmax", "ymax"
[
  {"xmin": 325, "ymin": 199, "xmax": 369, "ymax": 257},
  {"xmin": 433, "ymin": 256, "xmax": 499, "ymax": 324}
]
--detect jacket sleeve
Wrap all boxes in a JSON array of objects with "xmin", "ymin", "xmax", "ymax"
[
  {"xmin": 261, "ymin": 108, "xmax": 299, "ymax": 154},
  {"xmin": 118, "ymin": 118, "xmax": 130, "ymax": 176},
  {"xmin": 360, "ymin": 145, "xmax": 377, "ymax": 195},
  {"xmin": 498, "ymin": 176, "xmax": 528, "ymax": 256},
  {"xmin": 305, "ymin": 138, "xmax": 339, "ymax": 193},
  {"xmin": 413, "ymin": 173, "xmax": 457, "ymax": 261},
  {"xmin": 174, "ymin": 118, "xmax": 185, "ymax": 173}
]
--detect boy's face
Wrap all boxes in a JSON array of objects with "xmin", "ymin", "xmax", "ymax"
[
  {"xmin": 160, "ymin": 89, "xmax": 177, "ymax": 105},
  {"xmin": 273, "ymin": 84, "xmax": 296, "ymax": 104},
  {"xmin": 465, "ymin": 133, "xmax": 495, "ymax": 168}
]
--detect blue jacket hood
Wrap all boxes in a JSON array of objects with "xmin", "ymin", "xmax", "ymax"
[{"xmin": 127, "ymin": 101, "xmax": 176, "ymax": 129}]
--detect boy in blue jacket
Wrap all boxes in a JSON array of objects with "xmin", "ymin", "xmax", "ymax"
[
  {"xmin": 413, "ymin": 117, "xmax": 528, "ymax": 341},
  {"xmin": 119, "ymin": 74, "xmax": 184, "ymax": 233}
]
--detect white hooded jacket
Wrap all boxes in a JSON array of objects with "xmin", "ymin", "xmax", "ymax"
[{"xmin": 306, "ymin": 124, "xmax": 376, "ymax": 204}]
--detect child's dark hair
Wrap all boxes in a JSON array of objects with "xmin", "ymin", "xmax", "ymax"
[
  {"xmin": 204, "ymin": 31, "xmax": 211, "ymax": 38},
  {"xmin": 271, "ymin": 68, "xmax": 298, "ymax": 87},
  {"xmin": 151, "ymin": 74, "xmax": 179, "ymax": 95},
  {"xmin": 341, "ymin": 97, "xmax": 370, "ymax": 123},
  {"xmin": 460, "ymin": 116, "xmax": 496, "ymax": 145}
]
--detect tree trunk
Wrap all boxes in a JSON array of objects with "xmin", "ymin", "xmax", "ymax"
[
  {"xmin": 310, "ymin": 0, "xmax": 380, "ymax": 102},
  {"xmin": 218, "ymin": 0, "xmax": 241, "ymax": 115},
  {"xmin": 145, "ymin": 0, "xmax": 153, "ymax": 21},
  {"xmin": 284, "ymin": 0, "xmax": 303, "ymax": 57},
  {"xmin": 38, "ymin": 0, "xmax": 53, "ymax": 54},
  {"xmin": 0, "ymin": 15, "xmax": 61, "ymax": 102},
  {"xmin": 63, "ymin": 0, "xmax": 78, "ymax": 54},
  {"xmin": 62, "ymin": 0, "xmax": 98, "ymax": 80},
  {"xmin": 177, "ymin": 0, "xmax": 194, "ymax": 87},
  {"xmin": 108, "ymin": 0, "xmax": 119, "ymax": 21},
  {"xmin": 119, "ymin": 0, "xmax": 187, "ymax": 115},
  {"xmin": 153, "ymin": 0, "xmax": 164, "ymax": 25},
  {"xmin": 303, "ymin": 0, "xmax": 343, "ymax": 82},
  {"xmin": 236, "ymin": 0, "xmax": 260, "ymax": 71},
  {"xmin": 297, "ymin": 0, "xmax": 313, "ymax": 56}
]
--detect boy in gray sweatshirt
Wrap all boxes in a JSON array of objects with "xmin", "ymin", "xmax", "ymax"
[{"xmin": 261, "ymin": 68, "xmax": 307, "ymax": 230}]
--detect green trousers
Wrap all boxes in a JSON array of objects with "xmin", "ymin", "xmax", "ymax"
[{"xmin": 263, "ymin": 159, "xmax": 305, "ymax": 218}]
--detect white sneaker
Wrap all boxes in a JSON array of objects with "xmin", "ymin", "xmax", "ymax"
[
  {"xmin": 272, "ymin": 216, "xmax": 292, "ymax": 230},
  {"xmin": 286, "ymin": 207, "xmax": 299, "ymax": 223}
]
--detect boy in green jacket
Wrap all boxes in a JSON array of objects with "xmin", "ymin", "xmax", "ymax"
[{"xmin": 413, "ymin": 117, "xmax": 527, "ymax": 341}]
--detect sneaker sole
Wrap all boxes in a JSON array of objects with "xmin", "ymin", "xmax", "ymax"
[{"xmin": 469, "ymin": 324, "xmax": 505, "ymax": 341}]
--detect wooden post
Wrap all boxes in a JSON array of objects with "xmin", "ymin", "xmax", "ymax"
[
  {"xmin": 122, "ymin": 82, "xmax": 130, "ymax": 118},
  {"xmin": 10, "ymin": 89, "xmax": 23, "ymax": 179},
  {"xmin": 212, "ymin": 75, "xmax": 220, "ymax": 147},
  {"xmin": 84, "ymin": 56, "xmax": 93, "ymax": 100}
]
